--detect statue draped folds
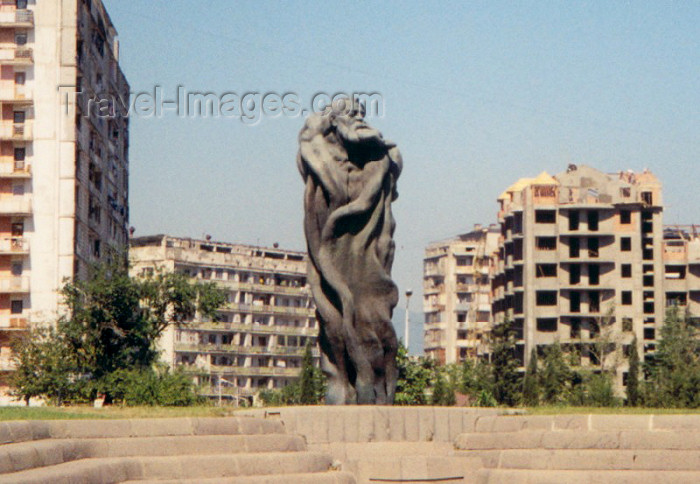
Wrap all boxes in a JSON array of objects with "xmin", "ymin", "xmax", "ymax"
[{"xmin": 298, "ymin": 108, "xmax": 402, "ymax": 405}]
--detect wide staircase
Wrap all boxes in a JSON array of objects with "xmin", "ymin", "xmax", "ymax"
[
  {"xmin": 455, "ymin": 414, "xmax": 700, "ymax": 483},
  {"xmin": 2, "ymin": 410, "xmax": 699, "ymax": 483},
  {"xmin": 0, "ymin": 416, "xmax": 354, "ymax": 483}
]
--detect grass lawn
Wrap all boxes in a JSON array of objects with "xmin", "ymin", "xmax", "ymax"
[
  {"xmin": 0, "ymin": 405, "xmax": 241, "ymax": 421},
  {"xmin": 525, "ymin": 406, "xmax": 700, "ymax": 415}
]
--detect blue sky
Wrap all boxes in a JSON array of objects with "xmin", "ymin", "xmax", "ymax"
[{"xmin": 103, "ymin": 1, "xmax": 699, "ymax": 354}]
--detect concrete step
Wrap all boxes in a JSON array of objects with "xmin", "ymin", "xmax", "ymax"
[
  {"xmin": 0, "ymin": 451, "xmax": 334, "ymax": 483},
  {"xmin": 472, "ymin": 414, "xmax": 700, "ymax": 433},
  {"xmin": 455, "ymin": 430, "xmax": 700, "ymax": 450},
  {"xmin": 0, "ymin": 417, "xmax": 285, "ymax": 444},
  {"xmin": 475, "ymin": 468, "xmax": 700, "ymax": 484},
  {"xmin": 0, "ymin": 434, "xmax": 306, "ymax": 474},
  {"xmin": 462, "ymin": 449, "xmax": 700, "ymax": 471},
  {"xmin": 347, "ymin": 455, "xmax": 483, "ymax": 484},
  {"xmin": 123, "ymin": 471, "xmax": 358, "ymax": 483}
]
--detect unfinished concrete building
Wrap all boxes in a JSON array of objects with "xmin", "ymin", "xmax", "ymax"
[
  {"xmin": 662, "ymin": 226, "xmax": 700, "ymax": 323},
  {"xmin": 423, "ymin": 225, "xmax": 500, "ymax": 364},
  {"xmin": 130, "ymin": 235, "xmax": 319, "ymax": 405},
  {"xmin": 490, "ymin": 164, "xmax": 700, "ymax": 391}
]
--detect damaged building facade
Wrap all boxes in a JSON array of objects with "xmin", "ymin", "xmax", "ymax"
[{"xmin": 130, "ymin": 235, "xmax": 319, "ymax": 404}]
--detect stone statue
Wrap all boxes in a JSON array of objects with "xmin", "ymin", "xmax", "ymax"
[{"xmin": 297, "ymin": 100, "xmax": 402, "ymax": 405}]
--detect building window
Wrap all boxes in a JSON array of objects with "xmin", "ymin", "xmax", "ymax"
[
  {"xmin": 641, "ymin": 191, "xmax": 653, "ymax": 205},
  {"xmin": 14, "ymin": 32, "xmax": 27, "ymax": 46},
  {"xmin": 620, "ymin": 210, "xmax": 632, "ymax": 224},
  {"xmin": 536, "ymin": 237, "xmax": 557, "ymax": 251},
  {"xmin": 588, "ymin": 237, "xmax": 599, "ymax": 258},
  {"xmin": 536, "ymin": 318, "xmax": 558, "ymax": 332},
  {"xmin": 13, "ymin": 111, "xmax": 25, "ymax": 124},
  {"xmin": 11, "ymin": 261, "xmax": 22, "ymax": 276},
  {"xmin": 11, "ymin": 223, "xmax": 24, "ymax": 237},
  {"xmin": 569, "ymin": 264, "xmax": 581, "ymax": 285},
  {"xmin": 536, "ymin": 291, "xmax": 557, "ymax": 306},
  {"xmin": 535, "ymin": 210, "xmax": 556, "ymax": 224},
  {"xmin": 621, "ymin": 264, "xmax": 632, "ymax": 278},
  {"xmin": 622, "ymin": 291, "xmax": 633, "ymax": 305},
  {"xmin": 589, "ymin": 264, "xmax": 600, "ymax": 285},
  {"xmin": 569, "ymin": 237, "xmax": 580, "ymax": 258},
  {"xmin": 570, "ymin": 291, "xmax": 581, "ymax": 313},
  {"xmin": 536, "ymin": 264, "xmax": 557, "ymax": 278},
  {"xmin": 587, "ymin": 211, "xmax": 599, "ymax": 231},
  {"xmin": 622, "ymin": 318, "xmax": 633, "ymax": 332},
  {"xmin": 568, "ymin": 211, "xmax": 580, "ymax": 231},
  {"xmin": 621, "ymin": 237, "xmax": 632, "ymax": 251},
  {"xmin": 10, "ymin": 300, "xmax": 23, "ymax": 314},
  {"xmin": 644, "ymin": 327, "xmax": 655, "ymax": 340}
]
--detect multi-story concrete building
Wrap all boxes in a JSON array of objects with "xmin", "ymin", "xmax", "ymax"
[
  {"xmin": 490, "ymin": 164, "xmax": 700, "ymax": 390},
  {"xmin": 662, "ymin": 226, "xmax": 700, "ymax": 323},
  {"xmin": 0, "ymin": 0, "xmax": 129, "ymax": 381},
  {"xmin": 130, "ymin": 235, "xmax": 319, "ymax": 405},
  {"xmin": 423, "ymin": 224, "xmax": 500, "ymax": 364}
]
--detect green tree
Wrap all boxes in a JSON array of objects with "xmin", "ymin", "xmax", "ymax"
[
  {"xmin": 299, "ymin": 342, "xmax": 324, "ymax": 404},
  {"xmin": 644, "ymin": 307, "xmax": 700, "ymax": 408},
  {"xmin": 490, "ymin": 320, "xmax": 521, "ymax": 406},
  {"xmin": 10, "ymin": 325, "xmax": 79, "ymax": 405},
  {"xmin": 626, "ymin": 335, "xmax": 640, "ymax": 407},
  {"xmin": 430, "ymin": 367, "xmax": 456, "ymax": 406},
  {"xmin": 259, "ymin": 342, "xmax": 324, "ymax": 406},
  {"xmin": 585, "ymin": 372, "xmax": 619, "ymax": 407},
  {"xmin": 540, "ymin": 342, "xmax": 570, "ymax": 405},
  {"xmin": 522, "ymin": 347, "xmax": 539, "ymax": 406},
  {"xmin": 431, "ymin": 370, "xmax": 447, "ymax": 405},
  {"xmin": 394, "ymin": 344, "xmax": 434, "ymax": 405},
  {"xmin": 11, "ymin": 259, "xmax": 226, "ymax": 404}
]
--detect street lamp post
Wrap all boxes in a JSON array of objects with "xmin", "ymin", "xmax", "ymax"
[{"xmin": 404, "ymin": 289, "xmax": 413, "ymax": 351}]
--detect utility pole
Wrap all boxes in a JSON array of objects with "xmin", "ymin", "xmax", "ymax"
[{"xmin": 404, "ymin": 289, "xmax": 413, "ymax": 351}]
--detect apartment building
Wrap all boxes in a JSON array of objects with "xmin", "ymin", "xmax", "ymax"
[
  {"xmin": 130, "ymin": 235, "xmax": 319, "ymax": 405},
  {"xmin": 490, "ymin": 164, "xmax": 700, "ymax": 390},
  {"xmin": 662, "ymin": 226, "xmax": 700, "ymax": 321},
  {"xmin": 423, "ymin": 224, "xmax": 500, "ymax": 364},
  {"xmin": 0, "ymin": 0, "xmax": 129, "ymax": 382}
]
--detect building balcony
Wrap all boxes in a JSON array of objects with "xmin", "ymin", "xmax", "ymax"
[
  {"xmin": 454, "ymin": 302, "xmax": 471, "ymax": 312},
  {"xmin": 0, "ymin": 10, "xmax": 34, "ymax": 28},
  {"xmin": 0, "ymin": 237, "xmax": 28, "ymax": 254},
  {"xmin": 0, "ymin": 196, "xmax": 32, "ymax": 216},
  {"xmin": 0, "ymin": 48, "xmax": 33, "ymax": 65},
  {"xmin": 0, "ymin": 88, "xmax": 32, "ymax": 106},
  {"xmin": 197, "ymin": 321, "xmax": 317, "ymax": 337},
  {"xmin": 174, "ymin": 342, "xmax": 319, "ymax": 358},
  {"xmin": 225, "ymin": 281, "xmax": 307, "ymax": 296},
  {"xmin": 0, "ymin": 315, "xmax": 28, "ymax": 331},
  {"xmin": 0, "ymin": 122, "xmax": 32, "ymax": 141},
  {"xmin": 224, "ymin": 302, "xmax": 314, "ymax": 317},
  {"xmin": 0, "ymin": 356, "xmax": 14, "ymax": 372},
  {"xmin": 0, "ymin": 276, "xmax": 29, "ymax": 293},
  {"xmin": 195, "ymin": 385, "xmax": 257, "ymax": 398},
  {"xmin": 423, "ymin": 283, "xmax": 444, "ymax": 295},
  {"xmin": 0, "ymin": 162, "xmax": 31, "ymax": 178},
  {"xmin": 200, "ymin": 365, "xmax": 300, "ymax": 377},
  {"xmin": 455, "ymin": 283, "xmax": 476, "ymax": 293}
]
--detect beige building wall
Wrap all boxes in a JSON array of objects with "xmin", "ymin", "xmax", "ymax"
[
  {"xmin": 491, "ymin": 164, "xmax": 693, "ymax": 393},
  {"xmin": 0, "ymin": 0, "xmax": 129, "ymax": 385},
  {"xmin": 130, "ymin": 235, "xmax": 319, "ymax": 405},
  {"xmin": 423, "ymin": 225, "xmax": 499, "ymax": 365}
]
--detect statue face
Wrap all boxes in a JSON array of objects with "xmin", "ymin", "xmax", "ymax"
[{"xmin": 334, "ymin": 103, "xmax": 378, "ymax": 147}]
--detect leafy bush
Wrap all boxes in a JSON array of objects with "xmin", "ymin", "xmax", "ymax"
[{"xmin": 102, "ymin": 367, "xmax": 203, "ymax": 406}]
